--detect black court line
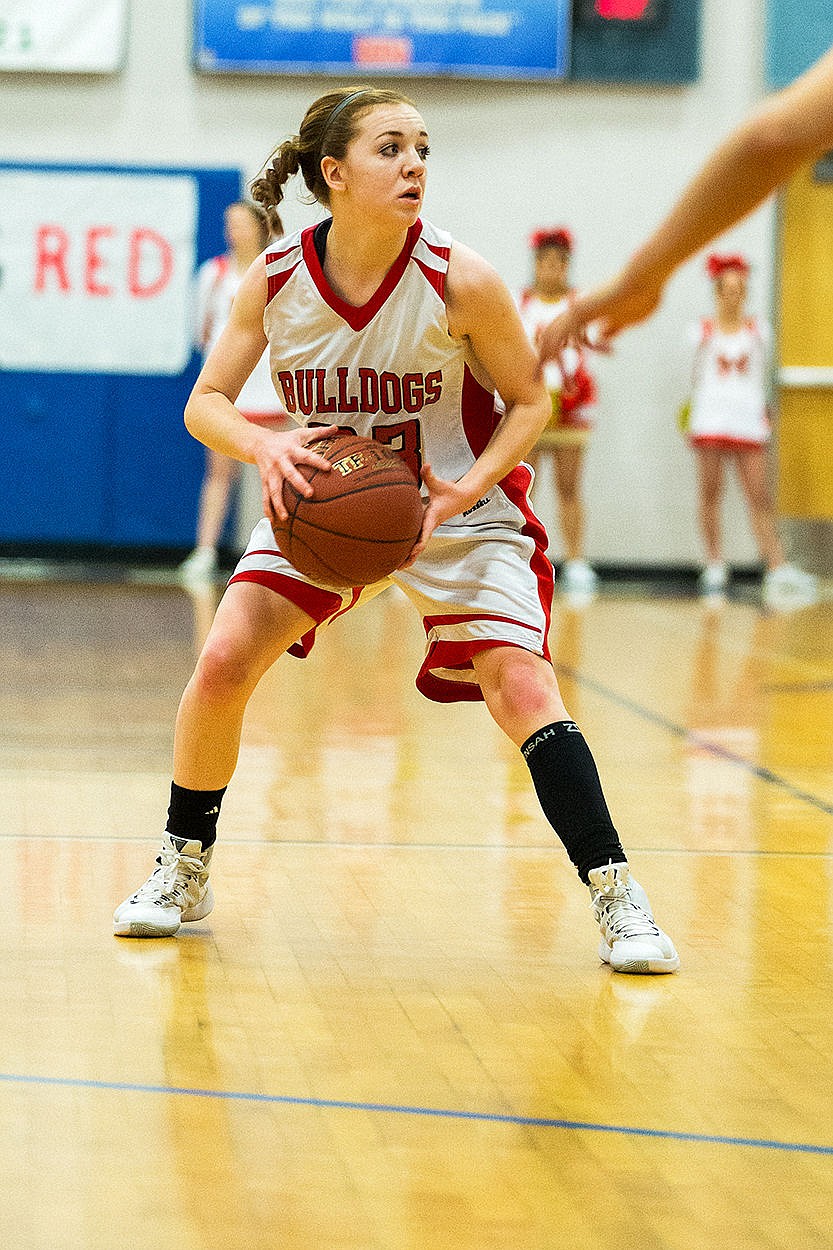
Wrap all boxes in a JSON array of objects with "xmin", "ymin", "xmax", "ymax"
[
  {"xmin": 555, "ymin": 663, "xmax": 833, "ymax": 818},
  {"xmin": 2, "ymin": 1071, "xmax": 831, "ymax": 1157}
]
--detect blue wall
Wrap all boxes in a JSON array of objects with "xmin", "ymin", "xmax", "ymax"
[{"xmin": 0, "ymin": 164, "xmax": 241, "ymax": 553}]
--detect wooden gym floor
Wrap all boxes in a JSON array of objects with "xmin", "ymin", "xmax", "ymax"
[{"xmin": 1, "ymin": 569, "xmax": 832, "ymax": 1249}]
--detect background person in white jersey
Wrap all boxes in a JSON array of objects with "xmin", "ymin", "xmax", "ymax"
[
  {"xmin": 113, "ymin": 86, "xmax": 678, "ymax": 975},
  {"xmin": 685, "ymin": 253, "xmax": 816, "ymax": 603},
  {"xmin": 517, "ymin": 227, "xmax": 599, "ymax": 596},
  {"xmin": 178, "ymin": 200, "xmax": 289, "ymax": 585}
]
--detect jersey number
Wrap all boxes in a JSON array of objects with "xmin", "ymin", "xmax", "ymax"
[{"xmin": 310, "ymin": 419, "xmax": 423, "ymax": 483}]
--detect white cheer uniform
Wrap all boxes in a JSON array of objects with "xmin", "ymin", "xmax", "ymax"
[
  {"xmin": 687, "ymin": 317, "xmax": 771, "ymax": 448},
  {"xmin": 517, "ymin": 290, "xmax": 596, "ymax": 442},
  {"xmin": 195, "ymin": 254, "xmax": 285, "ymax": 422},
  {"xmin": 230, "ymin": 217, "xmax": 554, "ymax": 703}
]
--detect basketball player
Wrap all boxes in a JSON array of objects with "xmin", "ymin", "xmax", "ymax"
[
  {"xmin": 538, "ymin": 43, "xmax": 833, "ymax": 354},
  {"xmin": 113, "ymin": 87, "xmax": 678, "ymax": 974}
]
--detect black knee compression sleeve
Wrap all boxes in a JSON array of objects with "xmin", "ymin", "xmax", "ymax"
[{"xmin": 521, "ymin": 720, "xmax": 626, "ymax": 883}]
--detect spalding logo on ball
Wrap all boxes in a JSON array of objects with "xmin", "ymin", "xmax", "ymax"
[{"xmin": 271, "ymin": 433, "xmax": 425, "ymax": 586}]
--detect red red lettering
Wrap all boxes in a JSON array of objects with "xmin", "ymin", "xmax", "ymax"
[
  {"xmin": 379, "ymin": 371, "xmax": 402, "ymax": 415},
  {"xmin": 34, "ymin": 225, "xmax": 70, "ymax": 293},
  {"xmin": 85, "ymin": 226, "xmax": 115, "ymax": 296},
  {"xmin": 359, "ymin": 368, "xmax": 379, "ymax": 413},
  {"xmin": 294, "ymin": 369, "xmax": 315, "ymax": 416},
  {"xmin": 423, "ymin": 370, "xmax": 442, "ymax": 405},
  {"xmin": 336, "ymin": 366, "xmax": 359, "ymax": 413},
  {"xmin": 401, "ymin": 373, "xmax": 423, "ymax": 413},
  {"xmin": 373, "ymin": 419, "xmax": 423, "ymax": 481},
  {"xmin": 314, "ymin": 368, "xmax": 337, "ymax": 414},
  {"xmin": 127, "ymin": 227, "xmax": 173, "ymax": 298},
  {"xmin": 277, "ymin": 371, "xmax": 297, "ymax": 413}
]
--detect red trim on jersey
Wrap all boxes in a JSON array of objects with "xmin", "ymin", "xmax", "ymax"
[
  {"xmin": 265, "ymin": 247, "xmax": 302, "ymax": 304},
  {"xmin": 416, "ymin": 640, "xmax": 528, "ymax": 703},
  {"xmin": 499, "ymin": 463, "xmax": 554, "ymax": 658},
  {"xmin": 228, "ymin": 568, "xmax": 342, "ymax": 622},
  {"xmin": 227, "ymin": 570, "xmax": 366, "ymax": 659},
  {"xmin": 301, "ymin": 219, "xmax": 423, "ymax": 331},
  {"xmin": 422, "ymin": 611, "xmax": 541, "ymax": 636},
  {"xmin": 413, "ymin": 238, "xmax": 450, "ymax": 299},
  {"xmin": 460, "ymin": 367, "xmax": 501, "ymax": 456}
]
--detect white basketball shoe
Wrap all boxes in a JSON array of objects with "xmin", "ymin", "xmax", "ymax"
[
  {"xmin": 113, "ymin": 834, "xmax": 214, "ymax": 937},
  {"xmin": 588, "ymin": 862, "xmax": 679, "ymax": 974}
]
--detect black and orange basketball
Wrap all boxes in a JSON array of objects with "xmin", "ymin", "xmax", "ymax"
[{"xmin": 271, "ymin": 433, "xmax": 424, "ymax": 586}]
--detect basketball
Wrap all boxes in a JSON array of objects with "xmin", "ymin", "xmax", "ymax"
[{"xmin": 271, "ymin": 433, "xmax": 425, "ymax": 586}]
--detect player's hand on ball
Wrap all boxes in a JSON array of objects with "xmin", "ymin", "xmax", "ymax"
[
  {"xmin": 257, "ymin": 425, "xmax": 339, "ymax": 523},
  {"xmin": 399, "ymin": 463, "xmax": 467, "ymax": 568}
]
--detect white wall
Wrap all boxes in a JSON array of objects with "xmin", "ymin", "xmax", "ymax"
[{"xmin": 1, "ymin": 0, "xmax": 776, "ymax": 567}]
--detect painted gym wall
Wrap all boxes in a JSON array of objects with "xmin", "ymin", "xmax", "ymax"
[{"xmin": 0, "ymin": 0, "xmax": 776, "ymax": 568}]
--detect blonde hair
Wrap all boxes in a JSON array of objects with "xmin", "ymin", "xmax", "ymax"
[
  {"xmin": 250, "ymin": 85, "xmax": 416, "ymax": 212},
  {"xmin": 229, "ymin": 199, "xmax": 283, "ymax": 246}
]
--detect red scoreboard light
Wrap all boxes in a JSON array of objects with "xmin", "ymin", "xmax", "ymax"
[{"xmin": 575, "ymin": 0, "xmax": 667, "ymax": 26}]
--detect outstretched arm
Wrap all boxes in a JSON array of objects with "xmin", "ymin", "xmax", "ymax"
[{"xmin": 539, "ymin": 44, "xmax": 833, "ymax": 354}]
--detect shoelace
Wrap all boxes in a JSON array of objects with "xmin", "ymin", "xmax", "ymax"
[
  {"xmin": 593, "ymin": 888, "xmax": 661, "ymax": 940},
  {"xmin": 133, "ymin": 846, "xmax": 207, "ymax": 906}
]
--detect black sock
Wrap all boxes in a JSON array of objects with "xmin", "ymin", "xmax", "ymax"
[
  {"xmin": 521, "ymin": 721, "xmax": 626, "ymax": 884},
  {"xmin": 165, "ymin": 782, "xmax": 227, "ymax": 849}
]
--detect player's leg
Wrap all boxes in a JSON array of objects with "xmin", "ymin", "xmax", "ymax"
[
  {"xmin": 733, "ymin": 448, "xmax": 818, "ymax": 601},
  {"xmin": 553, "ymin": 443, "xmax": 596, "ymax": 592},
  {"xmin": 694, "ymin": 444, "xmax": 728, "ymax": 593},
  {"xmin": 472, "ymin": 644, "xmax": 679, "ymax": 973},
  {"xmin": 114, "ymin": 581, "xmax": 315, "ymax": 938},
  {"xmin": 733, "ymin": 446, "xmax": 784, "ymax": 567},
  {"xmin": 179, "ymin": 449, "xmax": 242, "ymax": 582},
  {"xmin": 553, "ymin": 443, "xmax": 584, "ymax": 561}
]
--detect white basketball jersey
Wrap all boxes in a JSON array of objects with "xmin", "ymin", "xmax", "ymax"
[{"xmin": 263, "ymin": 218, "xmax": 530, "ymax": 534}]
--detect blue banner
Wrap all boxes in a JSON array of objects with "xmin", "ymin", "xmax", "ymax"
[{"xmin": 194, "ymin": 0, "xmax": 570, "ymax": 79}]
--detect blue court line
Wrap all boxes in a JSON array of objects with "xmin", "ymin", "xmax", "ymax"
[
  {"xmin": 555, "ymin": 663, "xmax": 833, "ymax": 818},
  {"xmin": 2, "ymin": 1071, "xmax": 831, "ymax": 1156}
]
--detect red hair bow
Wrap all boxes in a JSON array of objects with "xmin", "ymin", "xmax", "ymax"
[
  {"xmin": 706, "ymin": 253, "xmax": 749, "ymax": 279},
  {"xmin": 530, "ymin": 226, "xmax": 573, "ymax": 253}
]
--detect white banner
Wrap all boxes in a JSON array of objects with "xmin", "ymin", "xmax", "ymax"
[
  {"xmin": 0, "ymin": 169, "xmax": 198, "ymax": 375},
  {"xmin": 0, "ymin": 1, "xmax": 127, "ymax": 72}
]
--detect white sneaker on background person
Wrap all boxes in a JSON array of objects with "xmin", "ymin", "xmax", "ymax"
[
  {"xmin": 178, "ymin": 545, "xmax": 218, "ymax": 584},
  {"xmin": 561, "ymin": 559, "xmax": 598, "ymax": 595},
  {"xmin": 698, "ymin": 561, "xmax": 728, "ymax": 596},
  {"xmin": 762, "ymin": 563, "xmax": 819, "ymax": 604}
]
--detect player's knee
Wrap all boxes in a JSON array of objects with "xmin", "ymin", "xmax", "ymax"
[
  {"xmin": 483, "ymin": 649, "xmax": 561, "ymax": 723},
  {"xmin": 193, "ymin": 633, "xmax": 254, "ymax": 701}
]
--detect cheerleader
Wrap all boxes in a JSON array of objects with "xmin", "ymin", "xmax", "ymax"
[
  {"xmin": 687, "ymin": 253, "xmax": 816, "ymax": 600},
  {"xmin": 518, "ymin": 228, "xmax": 600, "ymax": 595}
]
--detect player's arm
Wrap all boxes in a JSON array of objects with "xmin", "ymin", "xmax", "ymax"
[
  {"xmin": 432, "ymin": 244, "xmax": 549, "ymax": 495},
  {"xmin": 400, "ymin": 244, "xmax": 549, "ymax": 564},
  {"xmin": 540, "ymin": 44, "xmax": 833, "ymax": 353},
  {"xmin": 184, "ymin": 255, "xmax": 337, "ymax": 520}
]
